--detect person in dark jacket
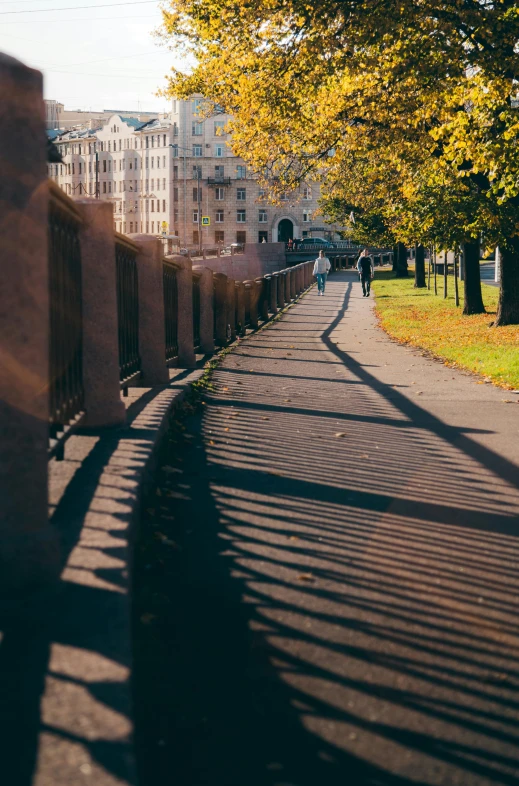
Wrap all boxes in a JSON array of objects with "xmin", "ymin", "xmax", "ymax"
[{"xmin": 356, "ymin": 249, "xmax": 374, "ymax": 296}]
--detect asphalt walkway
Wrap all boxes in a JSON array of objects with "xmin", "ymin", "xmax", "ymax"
[{"xmin": 135, "ymin": 271, "xmax": 519, "ymax": 786}]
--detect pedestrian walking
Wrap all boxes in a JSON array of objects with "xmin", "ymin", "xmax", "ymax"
[
  {"xmin": 287, "ymin": 238, "xmax": 293, "ymax": 251},
  {"xmin": 357, "ymin": 249, "xmax": 374, "ymax": 297},
  {"xmin": 313, "ymin": 249, "xmax": 331, "ymax": 295}
]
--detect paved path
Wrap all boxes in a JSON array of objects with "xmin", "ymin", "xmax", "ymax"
[
  {"xmin": 136, "ymin": 272, "xmax": 519, "ymax": 786},
  {"xmin": 480, "ymin": 262, "xmax": 499, "ymax": 288}
]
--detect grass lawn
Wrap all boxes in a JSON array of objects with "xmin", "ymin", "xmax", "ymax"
[{"xmin": 372, "ymin": 269, "xmax": 519, "ymax": 389}]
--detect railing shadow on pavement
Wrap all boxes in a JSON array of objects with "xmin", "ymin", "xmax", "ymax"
[{"xmin": 132, "ymin": 277, "xmax": 519, "ymax": 786}]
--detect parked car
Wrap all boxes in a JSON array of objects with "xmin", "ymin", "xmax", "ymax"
[{"xmin": 298, "ymin": 237, "xmax": 333, "ymax": 247}]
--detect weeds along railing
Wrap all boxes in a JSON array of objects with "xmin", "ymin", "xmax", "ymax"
[
  {"xmin": 192, "ymin": 271, "xmax": 201, "ymax": 352},
  {"xmin": 115, "ymin": 233, "xmax": 141, "ymax": 394},
  {"xmin": 48, "ymin": 182, "xmax": 85, "ymax": 460},
  {"xmin": 163, "ymin": 257, "xmax": 179, "ymax": 365}
]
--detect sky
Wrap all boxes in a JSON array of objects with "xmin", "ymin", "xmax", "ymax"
[{"xmin": 0, "ymin": 0, "xmax": 184, "ymax": 112}]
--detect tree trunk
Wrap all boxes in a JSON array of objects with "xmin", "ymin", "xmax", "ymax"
[
  {"xmin": 443, "ymin": 252, "xmax": 448, "ymax": 298},
  {"xmin": 395, "ymin": 242, "xmax": 408, "ymax": 277},
  {"xmin": 495, "ymin": 236, "xmax": 519, "ymax": 325},
  {"xmin": 427, "ymin": 249, "xmax": 431, "ymax": 290},
  {"xmin": 434, "ymin": 247, "xmax": 438, "ymax": 295},
  {"xmin": 414, "ymin": 244, "xmax": 426, "ymax": 287},
  {"xmin": 454, "ymin": 250, "xmax": 459, "ymax": 306},
  {"xmin": 462, "ymin": 238, "xmax": 485, "ymax": 315}
]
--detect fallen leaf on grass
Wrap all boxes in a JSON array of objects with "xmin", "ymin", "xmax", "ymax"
[{"xmin": 298, "ymin": 573, "xmax": 316, "ymax": 583}]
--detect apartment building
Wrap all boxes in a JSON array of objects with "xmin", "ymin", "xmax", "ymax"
[
  {"xmin": 48, "ymin": 115, "xmax": 175, "ymax": 236},
  {"xmin": 45, "ymin": 100, "xmax": 160, "ymax": 131},
  {"xmin": 170, "ymin": 97, "xmax": 338, "ymax": 246},
  {"xmin": 48, "ymin": 98, "xmax": 340, "ymax": 244}
]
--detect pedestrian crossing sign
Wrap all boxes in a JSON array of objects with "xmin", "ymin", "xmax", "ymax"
[{"xmin": 202, "ymin": 216, "xmax": 210, "ymax": 226}]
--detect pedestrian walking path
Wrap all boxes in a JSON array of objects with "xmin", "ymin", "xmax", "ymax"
[{"xmin": 136, "ymin": 271, "xmax": 519, "ymax": 786}]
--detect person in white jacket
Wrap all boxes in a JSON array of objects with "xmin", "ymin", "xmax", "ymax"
[{"xmin": 313, "ymin": 250, "xmax": 332, "ymax": 295}]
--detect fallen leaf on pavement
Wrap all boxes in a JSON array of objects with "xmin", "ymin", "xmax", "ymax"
[
  {"xmin": 298, "ymin": 573, "xmax": 316, "ymax": 583},
  {"xmin": 335, "ymin": 432, "xmax": 347, "ymax": 438}
]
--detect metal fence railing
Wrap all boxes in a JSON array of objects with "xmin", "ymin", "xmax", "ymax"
[
  {"xmin": 163, "ymin": 258, "xmax": 179, "ymax": 364},
  {"xmin": 48, "ymin": 183, "xmax": 85, "ymax": 459},
  {"xmin": 115, "ymin": 234, "xmax": 141, "ymax": 393}
]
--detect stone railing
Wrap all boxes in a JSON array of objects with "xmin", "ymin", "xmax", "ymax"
[{"xmin": 0, "ymin": 52, "xmax": 317, "ymax": 593}]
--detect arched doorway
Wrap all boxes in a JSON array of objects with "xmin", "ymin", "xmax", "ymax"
[{"xmin": 277, "ymin": 218, "xmax": 293, "ymax": 243}]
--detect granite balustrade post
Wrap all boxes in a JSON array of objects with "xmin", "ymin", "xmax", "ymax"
[
  {"xmin": 256, "ymin": 277, "xmax": 269, "ymax": 321},
  {"xmin": 213, "ymin": 272, "xmax": 228, "ymax": 346},
  {"xmin": 270, "ymin": 273, "xmax": 279, "ymax": 314},
  {"xmin": 277, "ymin": 271, "xmax": 286, "ymax": 308},
  {"xmin": 290, "ymin": 267, "xmax": 296, "ymax": 298},
  {"xmin": 193, "ymin": 265, "xmax": 215, "ymax": 354},
  {"xmin": 226, "ymin": 277, "xmax": 236, "ymax": 341},
  {"xmin": 0, "ymin": 53, "xmax": 61, "ymax": 593},
  {"xmin": 76, "ymin": 198, "xmax": 126, "ymax": 427},
  {"xmin": 245, "ymin": 280, "xmax": 259, "ymax": 328},
  {"xmin": 166, "ymin": 253, "xmax": 196, "ymax": 367},
  {"xmin": 235, "ymin": 281, "xmax": 246, "ymax": 336},
  {"xmin": 131, "ymin": 235, "xmax": 169, "ymax": 384},
  {"xmin": 285, "ymin": 269, "xmax": 292, "ymax": 302}
]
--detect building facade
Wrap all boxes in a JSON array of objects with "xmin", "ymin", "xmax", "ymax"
[
  {"xmin": 44, "ymin": 100, "xmax": 160, "ymax": 131},
  {"xmin": 48, "ymin": 98, "xmax": 340, "ymax": 245}
]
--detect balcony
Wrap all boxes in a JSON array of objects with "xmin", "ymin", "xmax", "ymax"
[{"xmin": 207, "ymin": 177, "xmax": 231, "ymax": 186}]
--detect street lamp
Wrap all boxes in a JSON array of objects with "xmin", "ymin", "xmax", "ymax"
[{"xmin": 169, "ymin": 143, "xmax": 202, "ymax": 254}]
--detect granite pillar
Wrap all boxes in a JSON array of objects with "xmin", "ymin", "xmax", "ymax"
[
  {"xmin": 193, "ymin": 265, "xmax": 215, "ymax": 354},
  {"xmin": 213, "ymin": 273, "xmax": 228, "ymax": 346},
  {"xmin": 76, "ymin": 198, "xmax": 126, "ymax": 427},
  {"xmin": 131, "ymin": 235, "xmax": 169, "ymax": 384}
]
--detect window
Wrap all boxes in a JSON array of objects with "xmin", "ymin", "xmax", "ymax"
[
  {"xmin": 145, "ymin": 179, "xmax": 149, "ymax": 192},
  {"xmin": 163, "ymin": 135, "xmax": 166, "ymax": 146},
  {"xmin": 171, "ymin": 144, "xmax": 179, "ymax": 157},
  {"xmin": 163, "ymin": 200, "xmax": 166, "ymax": 212},
  {"xmin": 215, "ymin": 210, "xmax": 224, "ymax": 223},
  {"xmin": 146, "ymin": 137, "xmax": 149, "ymax": 149},
  {"xmin": 163, "ymin": 178, "xmax": 166, "ymax": 190},
  {"xmin": 280, "ymin": 192, "xmax": 288, "ymax": 201},
  {"xmin": 237, "ymin": 187, "xmax": 246, "ymax": 200},
  {"xmin": 151, "ymin": 136, "xmax": 155, "ymax": 147},
  {"xmin": 303, "ymin": 186, "xmax": 312, "ymax": 200},
  {"xmin": 192, "ymin": 98, "xmax": 202, "ymax": 112},
  {"xmin": 135, "ymin": 158, "xmax": 138, "ymax": 169},
  {"xmin": 173, "ymin": 166, "xmax": 178, "ymax": 180},
  {"xmin": 236, "ymin": 165, "xmax": 246, "ymax": 179},
  {"xmin": 122, "ymin": 159, "xmax": 126, "ymax": 170},
  {"xmin": 129, "ymin": 160, "xmax": 133, "ymax": 170},
  {"xmin": 103, "ymin": 182, "xmax": 107, "ymax": 193},
  {"xmin": 193, "ymin": 230, "xmax": 200, "ymax": 244},
  {"xmin": 151, "ymin": 222, "xmax": 155, "ymax": 233},
  {"xmin": 193, "ymin": 211, "xmax": 199, "ymax": 223},
  {"xmin": 173, "ymin": 123, "xmax": 179, "ymax": 136},
  {"xmin": 237, "ymin": 209, "xmax": 246, "ymax": 222},
  {"xmin": 215, "ymin": 165, "xmax": 224, "ymax": 178},
  {"xmin": 214, "ymin": 120, "xmax": 225, "ymax": 135},
  {"xmin": 123, "ymin": 222, "xmax": 126, "ymax": 233},
  {"xmin": 146, "ymin": 222, "xmax": 149, "ymax": 233},
  {"xmin": 174, "ymin": 187, "xmax": 179, "ymax": 202},
  {"xmin": 103, "ymin": 160, "xmax": 107, "ymax": 172},
  {"xmin": 215, "ymin": 187, "xmax": 224, "ymax": 200},
  {"xmin": 215, "ymin": 145, "xmax": 224, "ymax": 157},
  {"xmin": 236, "ymin": 231, "xmax": 246, "ymax": 243},
  {"xmin": 193, "ymin": 145, "xmax": 203, "ymax": 157},
  {"xmin": 215, "ymin": 230, "xmax": 224, "ymax": 243},
  {"xmin": 193, "ymin": 187, "xmax": 202, "ymax": 201},
  {"xmin": 259, "ymin": 209, "xmax": 268, "ymax": 223},
  {"xmin": 174, "ymin": 208, "xmax": 179, "ymax": 222},
  {"xmin": 258, "ymin": 231, "xmax": 268, "ymax": 243},
  {"xmin": 192, "ymin": 122, "xmax": 203, "ymax": 135},
  {"xmin": 193, "ymin": 165, "xmax": 202, "ymax": 178},
  {"xmin": 151, "ymin": 157, "xmax": 154, "ymax": 169},
  {"xmin": 130, "ymin": 222, "xmax": 134, "ymax": 233},
  {"xmin": 151, "ymin": 179, "xmax": 154, "ymax": 191},
  {"xmin": 151, "ymin": 200, "xmax": 155, "ymax": 212},
  {"xmin": 108, "ymin": 182, "xmax": 112, "ymax": 193}
]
